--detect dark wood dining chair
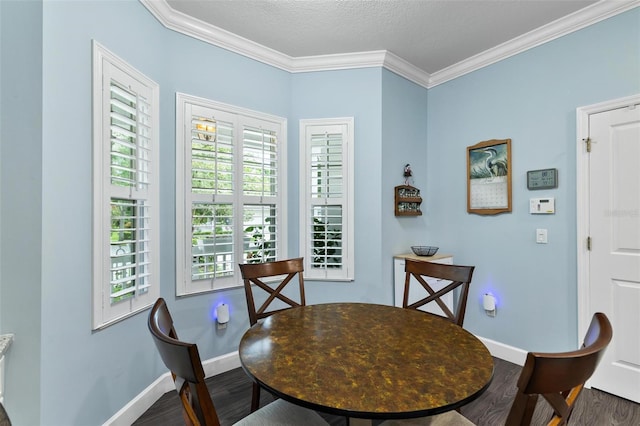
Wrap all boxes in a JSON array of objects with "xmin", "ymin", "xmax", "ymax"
[
  {"xmin": 148, "ymin": 298, "xmax": 328, "ymax": 426},
  {"xmin": 380, "ymin": 312, "xmax": 613, "ymax": 426},
  {"xmin": 238, "ymin": 257, "xmax": 306, "ymax": 411},
  {"xmin": 239, "ymin": 257, "xmax": 306, "ymax": 326},
  {"xmin": 0, "ymin": 402, "xmax": 11, "ymax": 426},
  {"xmin": 403, "ymin": 259, "xmax": 475, "ymax": 327},
  {"xmin": 504, "ymin": 311, "xmax": 613, "ymax": 426}
]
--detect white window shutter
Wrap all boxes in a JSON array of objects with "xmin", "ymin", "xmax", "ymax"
[
  {"xmin": 92, "ymin": 41, "xmax": 159, "ymax": 329},
  {"xmin": 300, "ymin": 118, "xmax": 354, "ymax": 281},
  {"xmin": 176, "ymin": 94, "xmax": 287, "ymax": 295}
]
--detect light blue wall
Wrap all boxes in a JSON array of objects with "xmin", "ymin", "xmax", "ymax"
[
  {"xmin": 290, "ymin": 69, "xmax": 389, "ymax": 303},
  {"xmin": 0, "ymin": 1, "xmax": 1, "ymax": 336},
  {"xmin": 1, "ymin": 1, "xmax": 44, "ymax": 425},
  {"xmin": 381, "ymin": 70, "xmax": 429, "ymax": 301},
  {"xmin": 26, "ymin": 0, "xmax": 293, "ymax": 424},
  {"xmin": 427, "ymin": 8, "xmax": 640, "ymax": 352},
  {"xmin": 0, "ymin": 0, "xmax": 638, "ymax": 424}
]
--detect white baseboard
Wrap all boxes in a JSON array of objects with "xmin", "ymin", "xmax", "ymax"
[
  {"xmin": 106, "ymin": 340, "xmax": 526, "ymax": 425},
  {"xmin": 103, "ymin": 351, "xmax": 241, "ymax": 426},
  {"xmin": 477, "ymin": 335, "xmax": 528, "ymax": 366},
  {"xmin": 202, "ymin": 350, "xmax": 242, "ymax": 377}
]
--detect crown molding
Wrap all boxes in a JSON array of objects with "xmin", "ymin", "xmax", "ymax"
[
  {"xmin": 292, "ymin": 50, "xmax": 432, "ymax": 88},
  {"xmin": 292, "ymin": 50, "xmax": 388, "ymax": 73},
  {"xmin": 140, "ymin": 0, "xmax": 295, "ymax": 71},
  {"xmin": 141, "ymin": 0, "xmax": 638, "ymax": 89},
  {"xmin": 428, "ymin": 0, "xmax": 640, "ymax": 87},
  {"xmin": 383, "ymin": 52, "xmax": 431, "ymax": 88},
  {"xmin": 140, "ymin": 0, "xmax": 431, "ymax": 84}
]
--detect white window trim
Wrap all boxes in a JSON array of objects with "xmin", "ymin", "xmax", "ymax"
[
  {"xmin": 92, "ymin": 41, "xmax": 160, "ymax": 329},
  {"xmin": 299, "ymin": 117, "xmax": 355, "ymax": 281},
  {"xmin": 175, "ymin": 93, "xmax": 288, "ymax": 296}
]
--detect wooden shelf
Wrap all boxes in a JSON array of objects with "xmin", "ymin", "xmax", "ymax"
[{"xmin": 394, "ymin": 185, "xmax": 422, "ymax": 216}]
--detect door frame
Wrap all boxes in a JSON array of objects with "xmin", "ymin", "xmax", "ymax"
[{"xmin": 576, "ymin": 93, "xmax": 640, "ymax": 345}]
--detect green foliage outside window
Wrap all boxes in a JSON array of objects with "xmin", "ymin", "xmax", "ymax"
[
  {"xmin": 312, "ymin": 216, "xmax": 342, "ymax": 268},
  {"xmin": 110, "ymin": 200, "xmax": 137, "ymax": 302},
  {"xmin": 244, "ymin": 220, "xmax": 276, "ymax": 263}
]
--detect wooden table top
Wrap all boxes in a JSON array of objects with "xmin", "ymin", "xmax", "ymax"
[{"xmin": 239, "ymin": 303, "xmax": 494, "ymax": 420}]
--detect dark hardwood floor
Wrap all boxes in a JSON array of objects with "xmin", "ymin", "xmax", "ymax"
[{"xmin": 134, "ymin": 357, "xmax": 640, "ymax": 425}]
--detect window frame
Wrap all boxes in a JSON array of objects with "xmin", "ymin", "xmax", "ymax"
[
  {"xmin": 92, "ymin": 41, "xmax": 160, "ymax": 330},
  {"xmin": 299, "ymin": 117, "xmax": 355, "ymax": 281},
  {"xmin": 175, "ymin": 93, "xmax": 288, "ymax": 296}
]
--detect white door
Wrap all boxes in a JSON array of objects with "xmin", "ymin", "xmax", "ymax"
[{"xmin": 588, "ymin": 103, "xmax": 640, "ymax": 403}]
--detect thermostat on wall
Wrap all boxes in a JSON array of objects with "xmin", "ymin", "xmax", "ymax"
[
  {"xmin": 527, "ymin": 168, "xmax": 558, "ymax": 190},
  {"xmin": 530, "ymin": 197, "xmax": 555, "ymax": 214}
]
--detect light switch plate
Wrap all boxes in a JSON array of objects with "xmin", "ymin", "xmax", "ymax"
[{"xmin": 536, "ymin": 228, "xmax": 548, "ymax": 244}]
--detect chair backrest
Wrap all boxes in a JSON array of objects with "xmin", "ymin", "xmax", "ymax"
[
  {"xmin": 505, "ymin": 312, "xmax": 613, "ymax": 426},
  {"xmin": 403, "ymin": 259, "xmax": 475, "ymax": 326},
  {"xmin": 239, "ymin": 257, "xmax": 306, "ymax": 326},
  {"xmin": 148, "ymin": 298, "xmax": 221, "ymax": 426}
]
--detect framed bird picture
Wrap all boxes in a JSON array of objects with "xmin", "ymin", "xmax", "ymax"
[{"xmin": 467, "ymin": 138, "xmax": 512, "ymax": 215}]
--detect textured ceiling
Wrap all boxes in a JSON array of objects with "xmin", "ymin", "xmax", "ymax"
[{"xmin": 165, "ymin": 0, "xmax": 599, "ymax": 74}]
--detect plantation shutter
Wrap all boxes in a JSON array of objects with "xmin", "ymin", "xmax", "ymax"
[
  {"xmin": 176, "ymin": 94, "xmax": 287, "ymax": 295},
  {"xmin": 187, "ymin": 106, "xmax": 236, "ymax": 292},
  {"xmin": 93, "ymin": 42, "xmax": 159, "ymax": 329},
  {"xmin": 299, "ymin": 118, "xmax": 354, "ymax": 281},
  {"xmin": 242, "ymin": 122, "xmax": 279, "ymax": 263},
  {"xmin": 243, "ymin": 125, "xmax": 278, "ymax": 196},
  {"xmin": 107, "ymin": 78, "xmax": 153, "ymax": 306},
  {"xmin": 309, "ymin": 129, "xmax": 345, "ymax": 272}
]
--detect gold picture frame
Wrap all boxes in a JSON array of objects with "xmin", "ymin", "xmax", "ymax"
[{"xmin": 467, "ymin": 138, "xmax": 512, "ymax": 215}]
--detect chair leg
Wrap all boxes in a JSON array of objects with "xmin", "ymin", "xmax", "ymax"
[{"xmin": 250, "ymin": 382, "xmax": 261, "ymax": 412}]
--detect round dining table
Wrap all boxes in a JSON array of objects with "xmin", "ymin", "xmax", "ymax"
[{"xmin": 239, "ymin": 302, "xmax": 494, "ymax": 423}]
